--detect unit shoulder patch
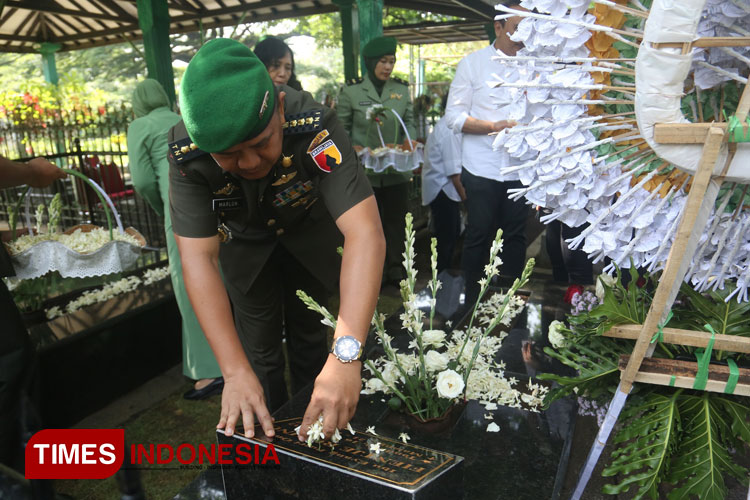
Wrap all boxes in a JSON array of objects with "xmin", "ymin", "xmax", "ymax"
[{"xmin": 308, "ymin": 139, "xmax": 342, "ymax": 173}]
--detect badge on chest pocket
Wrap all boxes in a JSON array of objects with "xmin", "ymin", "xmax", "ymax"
[{"xmin": 212, "ymin": 197, "xmax": 243, "ymax": 212}]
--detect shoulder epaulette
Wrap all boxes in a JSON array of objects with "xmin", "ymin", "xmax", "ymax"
[
  {"xmin": 169, "ymin": 137, "xmax": 207, "ymax": 164},
  {"xmin": 391, "ymin": 76, "xmax": 409, "ymax": 87},
  {"xmin": 346, "ymin": 77, "xmax": 363, "ymax": 86},
  {"xmin": 282, "ymin": 109, "xmax": 323, "ymax": 136}
]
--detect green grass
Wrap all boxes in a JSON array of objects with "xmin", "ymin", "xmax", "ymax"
[{"xmin": 54, "ymin": 381, "xmax": 221, "ymax": 500}]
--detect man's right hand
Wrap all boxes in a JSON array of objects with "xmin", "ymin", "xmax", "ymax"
[
  {"xmin": 217, "ymin": 368, "xmax": 275, "ymax": 439},
  {"xmin": 490, "ymin": 120, "xmax": 517, "ymax": 133}
]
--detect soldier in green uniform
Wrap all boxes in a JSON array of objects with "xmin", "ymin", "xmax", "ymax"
[
  {"xmin": 337, "ymin": 36, "xmax": 416, "ymax": 287},
  {"xmin": 168, "ymin": 39, "xmax": 385, "ymax": 441}
]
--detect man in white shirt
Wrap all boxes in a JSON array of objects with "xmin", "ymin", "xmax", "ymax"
[
  {"xmin": 445, "ymin": 3, "xmax": 529, "ymax": 306},
  {"xmin": 421, "ymin": 94, "xmax": 465, "ymax": 272}
]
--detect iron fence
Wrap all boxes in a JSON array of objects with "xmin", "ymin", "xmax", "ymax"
[{"xmin": 0, "ymin": 102, "xmax": 167, "ymax": 270}]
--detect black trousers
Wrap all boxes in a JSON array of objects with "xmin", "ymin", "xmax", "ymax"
[
  {"xmin": 372, "ymin": 182, "xmax": 410, "ymax": 283},
  {"xmin": 0, "ymin": 280, "xmax": 37, "ymax": 471},
  {"xmin": 460, "ymin": 169, "xmax": 529, "ymax": 306},
  {"xmin": 225, "ymin": 244, "xmax": 330, "ymax": 413},
  {"xmin": 429, "ymin": 191, "xmax": 461, "ymax": 273},
  {"xmin": 545, "ymin": 220, "xmax": 594, "ymax": 285}
]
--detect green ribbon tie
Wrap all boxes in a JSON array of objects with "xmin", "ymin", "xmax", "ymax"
[
  {"xmin": 728, "ymin": 114, "xmax": 750, "ymax": 143},
  {"xmin": 669, "ymin": 375, "xmax": 676, "ymax": 387},
  {"xmin": 725, "ymin": 358, "xmax": 739, "ymax": 394},
  {"xmin": 651, "ymin": 310, "xmax": 673, "ymax": 344},
  {"xmin": 692, "ymin": 324, "xmax": 716, "ymax": 391}
]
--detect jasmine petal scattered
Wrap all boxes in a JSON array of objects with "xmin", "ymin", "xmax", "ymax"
[
  {"xmin": 369, "ymin": 442, "xmax": 382, "ymax": 454},
  {"xmin": 346, "ymin": 422, "xmax": 355, "ymax": 435},
  {"xmin": 366, "ymin": 426, "xmax": 377, "ymax": 435},
  {"xmin": 399, "ymin": 432, "xmax": 411, "ymax": 444},
  {"xmin": 487, "ymin": 422, "xmax": 501, "ymax": 433}
]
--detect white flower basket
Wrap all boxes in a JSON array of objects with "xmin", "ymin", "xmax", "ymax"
[
  {"xmin": 358, "ymin": 143, "xmax": 424, "ymax": 173},
  {"xmin": 7, "ymin": 171, "xmax": 146, "ymax": 279},
  {"xmin": 10, "ymin": 224, "xmax": 146, "ymax": 280},
  {"xmin": 358, "ymin": 108, "xmax": 424, "ymax": 173}
]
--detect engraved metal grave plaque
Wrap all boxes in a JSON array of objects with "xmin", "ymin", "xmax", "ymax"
[{"xmin": 217, "ymin": 417, "xmax": 464, "ymax": 499}]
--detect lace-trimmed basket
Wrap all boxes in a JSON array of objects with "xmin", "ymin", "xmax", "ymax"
[
  {"xmin": 7, "ymin": 169, "xmax": 146, "ymax": 280},
  {"xmin": 357, "ymin": 108, "xmax": 424, "ymax": 173}
]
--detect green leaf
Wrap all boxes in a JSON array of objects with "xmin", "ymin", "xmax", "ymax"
[
  {"xmin": 601, "ymin": 391, "xmax": 681, "ymax": 499},
  {"xmin": 538, "ymin": 336, "xmax": 628, "ymax": 405},
  {"xmin": 666, "ymin": 393, "xmax": 746, "ymax": 500}
]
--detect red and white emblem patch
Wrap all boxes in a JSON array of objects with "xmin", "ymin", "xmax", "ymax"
[{"xmin": 308, "ymin": 139, "xmax": 341, "ymax": 173}]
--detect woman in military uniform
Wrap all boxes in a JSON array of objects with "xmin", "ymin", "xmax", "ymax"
[
  {"xmin": 337, "ymin": 36, "xmax": 416, "ymax": 287},
  {"xmin": 168, "ymin": 39, "xmax": 384, "ymax": 442},
  {"xmin": 127, "ymin": 79, "xmax": 222, "ymax": 400}
]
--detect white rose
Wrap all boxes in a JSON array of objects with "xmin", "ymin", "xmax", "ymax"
[
  {"xmin": 424, "ymin": 350, "xmax": 449, "ymax": 372},
  {"xmin": 381, "ymin": 362, "xmax": 400, "ymax": 386},
  {"xmin": 595, "ymin": 273, "xmax": 616, "ymax": 302},
  {"xmin": 548, "ymin": 320, "xmax": 568, "ymax": 349},
  {"xmin": 435, "ymin": 369, "xmax": 465, "ymax": 399},
  {"xmin": 422, "ymin": 329, "xmax": 446, "ymax": 347}
]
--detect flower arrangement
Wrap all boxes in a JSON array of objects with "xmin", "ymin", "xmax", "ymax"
[
  {"xmin": 7, "ymin": 226, "xmax": 141, "ymax": 256},
  {"xmin": 45, "ymin": 266, "xmax": 170, "ymax": 320},
  {"xmin": 299, "ymin": 213, "xmax": 544, "ymax": 432}
]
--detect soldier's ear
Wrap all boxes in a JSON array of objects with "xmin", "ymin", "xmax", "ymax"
[{"xmin": 278, "ymin": 91, "xmax": 286, "ymax": 118}]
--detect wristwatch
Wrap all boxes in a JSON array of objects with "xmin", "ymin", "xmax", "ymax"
[{"xmin": 330, "ymin": 335, "xmax": 363, "ymax": 363}]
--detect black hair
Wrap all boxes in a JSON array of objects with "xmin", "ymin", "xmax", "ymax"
[
  {"xmin": 497, "ymin": 0, "xmax": 523, "ymax": 26},
  {"xmin": 254, "ymin": 36, "xmax": 303, "ymax": 91}
]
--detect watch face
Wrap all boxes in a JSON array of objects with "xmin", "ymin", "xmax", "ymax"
[{"xmin": 334, "ymin": 336, "xmax": 360, "ymax": 361}]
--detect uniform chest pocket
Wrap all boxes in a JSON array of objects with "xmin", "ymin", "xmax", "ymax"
[{"xmin": 214, "ymin": 196, "xmax": 251, "ymax": 231}]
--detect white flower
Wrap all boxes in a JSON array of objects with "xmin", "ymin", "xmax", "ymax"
[
  {"xmin": 548, "ymin": 320, "xmax": 569, "ymax": 349},
  {"xmin": 331, "ymin": 428, "xmax": 342, "ymax": 444},
  {"xmin": 486, "ymin": 422, "xmax": 501, "ymax": 432},
  {"xmin": 424, "ymin": 350, "xmax": 449, "ymax": 373},
  {"xmin": 595, "ymin": 273, "xmax": 616, "ymax": 301},
  {"xmin": 346, "ymin": 423, "xmax": 355, "ymax": 435},
  {"xmin": 366, "ymin": 426, "xmax": 377, "ymax": 435},
  {"xmin": 399, "ymin": 432, "xmax": 410, "ymax": 444},
  {"xmin": 421, "ymin": 329, "xmax": 446, "ymax": 347},
  {"xmin": 369, "ymin": 442, "xmax": 382, "ymax": 454},
  {"xmin": 435, "ymin": 369, "xmax": 465, "ymax": 399},
  {"xmin": 45, "ymin": 306, "xmax": 63, "ymax": 320},
  {"xmin": 361, "ymin": 376, "xmax": 387, "ymax": 395}
]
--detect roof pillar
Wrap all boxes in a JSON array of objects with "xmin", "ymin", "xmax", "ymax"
[{"xmin": 136, "ymin": 0, "xmax": 176, "ymax": 107}]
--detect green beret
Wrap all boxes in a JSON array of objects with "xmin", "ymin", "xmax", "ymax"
[
  {"xmin": 180, "ymin": 38, "xmax": 275, "ymax": 153},
  {"xmin": 361, "ymin": 36, "xmax": 397, "ymax": 58}
]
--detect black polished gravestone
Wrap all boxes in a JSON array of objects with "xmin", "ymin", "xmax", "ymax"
[
  {"xmin": 214, "ymin": 378, "xmax": 574, "ymax": 500},
  {"xmin": 216, "ymin": 414, "xmax": 463, "ymax": 500},
  {"xmin": 176, "ymin": 278, "xmax": 578, "ymax": 500}
]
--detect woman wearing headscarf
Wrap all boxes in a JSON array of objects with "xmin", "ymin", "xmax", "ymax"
[
  {"xmin": 254, "ymin": 36, "xmax": 303, "ymax": 91},
  {"xmin": 127, "ymin": 79, "xmax": 222, "ymax": 399},
  {"xmin": 337, "ymin": 36, "xmax": 416, "ymax": 288}
]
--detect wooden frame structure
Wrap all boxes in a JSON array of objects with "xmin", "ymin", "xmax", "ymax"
[{"xmin": 572, "ymin": 35, "xmax": 750, "ymax": 499}]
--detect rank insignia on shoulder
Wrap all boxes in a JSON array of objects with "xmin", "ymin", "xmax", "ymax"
[
  {"xmin": 169, "ymin": 138, "xmax": 206, "ymax": 164},
  {"xmin": 391, "ymin": 76, "xmax": 408, "ymax": 86},
  {"xmin": 308, "ymin": 139, "xmax": 342, "ymax": 173},
  {"xmin": 346, "ymin": 77, "xmax": 363, "ymax": 86},
  {"xmin": 282, "ymin": 109, "xmax": 323, "ymax": 135}
]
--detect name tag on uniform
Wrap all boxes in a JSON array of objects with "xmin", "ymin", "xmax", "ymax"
[
  {"xmin": 212, "ymin": 197, "xmax": 242, "ymax": 212},
  {"xmin": 359, "ymin": 101, "xmax": 372, "ymax": 106}
]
